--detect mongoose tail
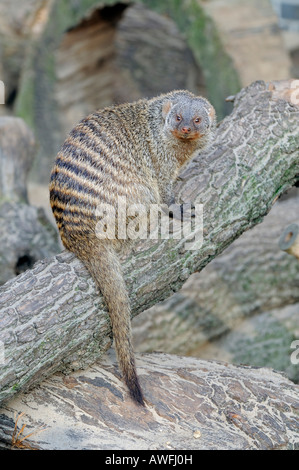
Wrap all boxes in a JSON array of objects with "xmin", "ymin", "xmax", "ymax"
[{"xmin": 85, "ymin": 242, "xmax": 145, "ymax": 406}]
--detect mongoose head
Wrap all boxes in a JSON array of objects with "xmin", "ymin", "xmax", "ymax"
[{"xmin": 162, "ymin": 96, "xmax": 216, "ymax": 143}]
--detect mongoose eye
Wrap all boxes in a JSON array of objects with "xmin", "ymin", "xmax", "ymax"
[
  {"xmin": 176, "ymin": 115, "xmax": 182, "ymax": 122},
  {"xmin": 194, "ymin": 117, "xmax": 202, "ymax": 124}
]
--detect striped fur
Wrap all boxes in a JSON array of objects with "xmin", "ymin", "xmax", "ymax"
[{"xmin": 49, "ymin": 90, "xmax": 216, "ymax": 406}]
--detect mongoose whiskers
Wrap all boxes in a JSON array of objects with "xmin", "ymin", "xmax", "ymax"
[{"xmin": 49, "ymin": 90, "xmax": 216, "ymax": 406}]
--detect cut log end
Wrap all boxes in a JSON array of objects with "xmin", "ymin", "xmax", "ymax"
[
  {"xmin": 267, "ymin": 79, "xmax": 299, "ymax": 107},
  {"xmin": 279, "ymin": 223, "xmax": 299, "ymax": 260}
]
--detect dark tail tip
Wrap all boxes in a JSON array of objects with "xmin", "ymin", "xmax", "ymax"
[{"xmin": 126, "ymin": 375, "xmax": 145, "ymax": 407}]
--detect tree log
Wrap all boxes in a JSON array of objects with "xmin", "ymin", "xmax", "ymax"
[
  {"xmin": 0, "ymin": 352, "xmax": 298, "ymax": 450},
  {"xmin": 0, "ymin": 80, "xmax": 299, "ymax": 405}
]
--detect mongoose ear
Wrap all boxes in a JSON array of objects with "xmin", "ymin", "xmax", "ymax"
[
  {"xmin": 208, "ymin": 105, "xmax": 216, "ymax": 121},
  {"xmin": 162, "ymin": 101, "xmax": 173, "ymax": 119}
]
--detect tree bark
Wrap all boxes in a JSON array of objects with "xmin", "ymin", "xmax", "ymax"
[
  {"xmin": 0, "ymin": 79, "xmax": 299, "ymax": 405},
  {"xmin": 0, "ymin": 352, "xmax": 298, "ymax": 450}
]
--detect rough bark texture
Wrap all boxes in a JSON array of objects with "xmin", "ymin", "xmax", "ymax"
[
  {"xmin": 0, "ymin": 352, "xmax": 298, "ymax": 450},
  {"xmin": 0, "ymin": 80, "xmax": 298, "ymax": 406},
  {"xmin": 132, "ymin": 198, "xmax": 299, "ymax": 382}
]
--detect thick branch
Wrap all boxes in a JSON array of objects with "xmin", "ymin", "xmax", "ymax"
[
  {"xmin": 1, "ymin": 353, "xmax": 298, "ymax": 450},
  {"xmin": 0, "ymin": 80, "xmax": 299, "ymax": 404}
]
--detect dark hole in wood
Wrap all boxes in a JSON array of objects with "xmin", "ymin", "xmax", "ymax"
[{"xmin": 15, "ymin": 254, "xmax": 35, "ymax": 275}]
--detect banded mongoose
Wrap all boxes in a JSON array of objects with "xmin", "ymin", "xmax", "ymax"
[{"xmin": 49, "ymin": 90, "xmax": 216, "ymax": 406}]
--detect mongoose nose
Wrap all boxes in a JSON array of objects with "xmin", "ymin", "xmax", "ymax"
[{"xmin": 182, "ymin": 127, "xmax": 191, "ymax": 134}]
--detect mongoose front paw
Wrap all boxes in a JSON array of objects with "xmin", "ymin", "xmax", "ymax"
[{"xmin": 169, "ymin": 203, "xmax": 195, "ymax": 221}]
